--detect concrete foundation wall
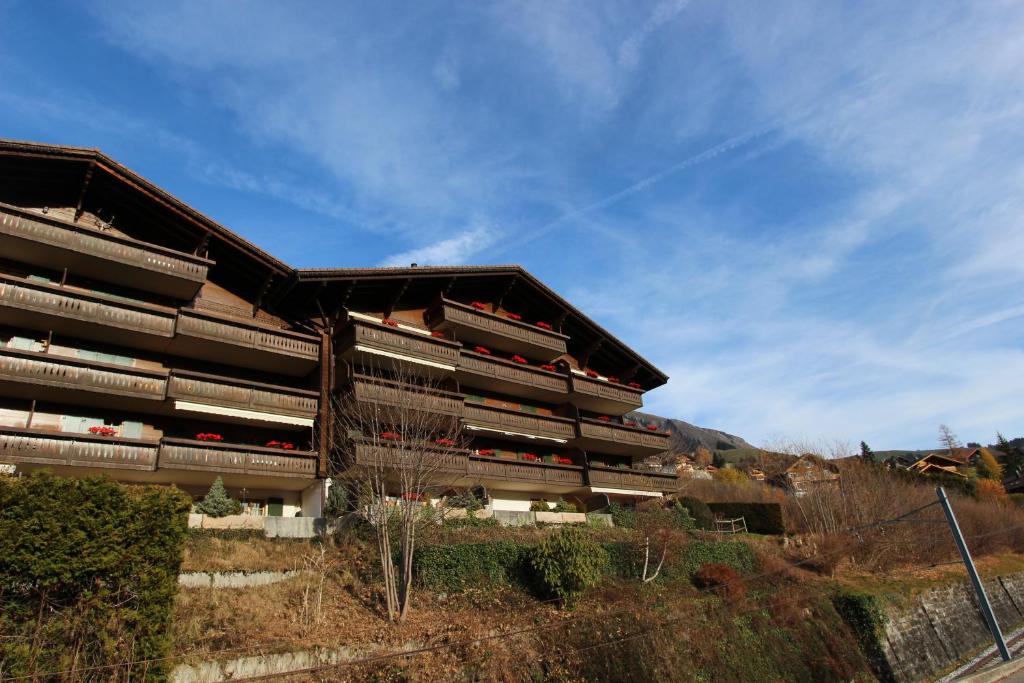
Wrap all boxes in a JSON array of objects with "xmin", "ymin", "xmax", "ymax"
[{"xmin": 178, "ymin": 570, "xmax": 305, "ymax": 589}]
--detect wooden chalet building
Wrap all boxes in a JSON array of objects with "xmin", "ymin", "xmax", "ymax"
[{"xmin": 0, "ymin": 141, "xmax": 675, "ymax": 516}]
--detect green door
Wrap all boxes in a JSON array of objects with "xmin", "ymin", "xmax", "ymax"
[{"xmin": 267, "ymin": 497, "xmax": 284, "ymax": 517}]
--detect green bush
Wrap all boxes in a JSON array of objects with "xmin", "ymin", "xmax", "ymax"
[
  {"xmin": 832, "ymin": 590, "xmax": 894, "ymax": 680},
  {"xmin": 607, "ymin": 502, "xmax": 637, "ymax": 528},
  {"xmin": 553, "ymin": 499, "xmax": 577, "ymax": 513},
  {"xmin": 707, "ymin": 502, "xmax": 785, "ymax": 534},
  {"xmin": 323, "ymin": 482, "xmax": 349, "ymax": 518},
  {"xmin": 530, "ymin": 500, "xmax": 550, "ymax": 512},
  {"xmin": 530, "ymin": 527, "xmax": 607, "ymax": 606},
  {"xmin": 0, "ymin": 472, "xmax": 190, "ymax": 681},
  {"xmin": 414, "ymin": 541, "xmax": 532, "ymax": 592},
  {"xmin": 679, "ymin": 496, "xmax": 714, "ymax": 530},
  {"xmin": 670, "ymin": 503, "xmax": 696, "ymax": 530}
]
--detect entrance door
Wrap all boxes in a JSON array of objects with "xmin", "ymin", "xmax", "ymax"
[{"xmin": 267, "ymin": 497, "xmax": 284, "ymax": 517}]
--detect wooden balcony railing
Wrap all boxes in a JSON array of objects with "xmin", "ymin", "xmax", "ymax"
[
  {"xmin": 159, "ymin": 438, "xmax": 317, "ymax": 478},
  {"xmin": 0, "ymin": 348, "xmax": 168, "ymax": 400},
  {"xmin": 586, "ymin": 465, "xmax": 678, "ymax": 493},
  {"xmin": 568, "ymin": 373, "xmax": 643, "ymax": 413},
  {"xmin": 457, "ymin": 350, "xmax": 569, "ymax": 401},
  {"xmin": 174, "ymin": 310, "xmax": 319, "ymax": 375},
  {"xmin": 0, "ymin": 203, "xmax": 211, "ymax": 299},
  {"xmin": 0, "ymin": 274, "xmax": 177, "ymax": 340},
  {"xmin": 427, "ymin": 298, "xmax": 569, "ymax": 360},
  {"xmin": 340, "ymin": 319, "xmax": 461, "ymax": 371},
  {"xmin": 467, "ymin": 455, "xmax": 585, "ymax": 487},
  {"xmin": 575, "ymin": 419, "xmax": 670, "ymax": 456},
  {"xmin": 168, "ymin": 370, "xmax": 318, "ymax": 419},
  {"xmin": 349, "ymin": 375, "xmax": 464, "ymax": 417},
  {"xmin": 0, "ymin": 427, "xmax": 158, "ymax": 471},
  {"xmin": 350, "ymin": 440, "xmax": 469, "ymax": 475},
  {"xmin": 462, "ymin": 403, "xmax": 576, "ymax": 441}
]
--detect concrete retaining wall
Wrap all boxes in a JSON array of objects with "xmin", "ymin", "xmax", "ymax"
[
  {"xmin": 187, "ymin": 514, "xmax": 326, "ymax": 538},
  {"xmin": 874, "ymin": 572, "xmax": 1024, "ymax": 682},
  {"xmin": 178, "ymin": 570, "xmax": 306, "ymax": 589}
]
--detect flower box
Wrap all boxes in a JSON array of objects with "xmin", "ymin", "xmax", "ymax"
[
  {"xmin": 265, "ymin": 440, "xmax": 296, "ymax": 450},
  {"xmin": 607, "ymin": 376, "xmax": 621, "ymax": 384},
  {"xmin": 430, "ymin": 330, "xmax": 447, "ymax": 338},
  {"xmin": 597, "ymin": 415, "xmax": 611, "ymax": 422},
  {"xmin": 400, "ymin": 492, "xmax": 422, "ymax": 501},
  {"xmin": 645, "ymin": 424, "xmax": 658, "ymax": 431},
  {"xmin": 624, "ymin": 420, "xmax": 638, "ymax": 428},
  {"xmin": 381, "ymin": 431, "xmax": 402, "ymax": 441},
  {"xmin": 474, "ymin": 345, "xmax": 491, "ymax": 355},
  {"xmin": 511, "ymin": 355, "xmax": 527, "ymax": 364},
  {"xmin": 477, "ymin": 448, "xmax": 495, "ymax": 456},
  {"xmin": 627, "ymin": 381, "xmax": 642, "ymax": 389},
  {"xmin": 470, "ymin": 301, "xmax": 487, "ymax": 311},
  {"xmin": 553, "ymin": 456, "xmax": 573, "ymax": 466},
  {"xmin": 88, "ymin": 426, "xmax": 117, "ymax": 436},
  {"xmin": 506, "ymin": 312, "xmax": 522, "ymax": 321},
  {"xmin": 196, "ymin": 433, "xmax": 224, "ymax": 442},
  {"xmin": 520, "ymin": 452, "xmax": 539, "ymax": 461},
  {"xmin": 540, "ymin": 364, "xmax": 556, "ymax": 372},
  {"xmin": 585, "ymin": 369, "xmax": 599, "ymax": 379},
  {"xmin": 433, "ymin": 438, "xmax": 455, "ymax": 447},
  {"xmin": 381, "ymin": 318, "xmax": 399, "ymax": 327},
  {"xmin": 535, "ymin": 321, "xmax": 553, "ymax": 330}
]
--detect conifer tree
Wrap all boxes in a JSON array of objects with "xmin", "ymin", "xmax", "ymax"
[
  {"xmin": 195, "ymin": 476, "xmax": 237, "ymax": 517},
  {"xmin": 860, "ymin": 441, "xmax": 875, "ymax": 461}
]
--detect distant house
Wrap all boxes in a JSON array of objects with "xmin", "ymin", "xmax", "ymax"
[
  {"xmin": 905, "ymin": 453, "xmax": 968, "ymax": 479},
  {"xmin": 780, "ymin": 455, "xmax": 840, "ymax": 496}
]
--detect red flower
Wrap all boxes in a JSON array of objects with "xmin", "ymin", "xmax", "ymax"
[
  {"xmin": 477, "ymin": 448, "xmax": 495, "ymax": 456},
  {"xmin": 585, "ymin": 369, "xmax": 599, "ymax": 379},
  {"xmin": 511, "ymin": 355, "xmax": 527, "ymax": 364},
  {"xmin": 196, "ymin": 433, "xmax": 223, "ymax": 441},
  {"xmin": 624, "ymin": 421, "xmax": 638, "ymax": 428},
  {"xmin": 282, "ymin": 443, "xmax": 295, "ymax": 450},
  {"xmin": 554, "ymin": 456, "xmax": 573, "ymax": 465},
  {"xmin": 381, "ymin": 318, "xmax": 399, "ymax": 327},
  {"xmin": 433, "ymin": 438, "xmax": 454, "ymax": 446},
  {"xmin": 266, "ymin": 440, "xmax": 281, "ymax": 448},
  {"xmin": 627, "ymin": 381, "xmax": 642, "ymax": 389},
  {"xmin": 381, "ymin": 431, "xmax": 402, "ymax": 441},
  {"xmin": 607, "ymin": 376, "xmax": 621, "ymax": 384},
  {"xmin": 470, "ymin": 301, "xmax": 487, "ymax": 311},
  {"xmin": 540, "ymin": 364, "xmax": 556, "ymax": 372},
  {"xmin": 505, "ymin": 312, "xmax": 522, "ymax": 321},
  {"xmin": 430, "ymin": 330, "xmax": 446, "ymax": 338},
  {"xmin": 521, "ymin": 452, "xmax": 539, "ymax": 461},
  {"xmin": 474, "ymin": 345, "xmax": 491, "ymax": 355},
  {"xmin": 400, "ymin": 492, "xmax": 422, "ymax": 501},
  {"xmin": 88, "ymin": 426, "xmax": 117, "ymax": 436},
  {"xmin": 645, "ymin": 424, "xmax": 658, "ymax": 431},
  {"xmin": 535, "ymin": 321, "xmax": 553, "ymax": 330},
  {"xmin": 597, "ymin": 415, "xmax": 611, "ymax": 422}
]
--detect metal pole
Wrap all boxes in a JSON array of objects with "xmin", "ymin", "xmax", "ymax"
[{"xmin": 936, "ymin": 486, "xmax": 1011, "ymax": 662}]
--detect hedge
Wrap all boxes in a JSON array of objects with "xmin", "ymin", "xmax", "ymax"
[
  {"xmin": 707, "ymin": 502, "xmax": 786, "ymax": 535},
  {"xmin": 0, "ymin": 472, "xmax": 191, "ymax": 681},
  {"xmin": 414, "ymin": 538, "xmax": 758, "ymax": 592}
]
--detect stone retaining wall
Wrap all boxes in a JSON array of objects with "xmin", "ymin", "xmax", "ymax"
[{"xmin": 178, "ymin": 570, "xmax": 306, "ymax": 589}]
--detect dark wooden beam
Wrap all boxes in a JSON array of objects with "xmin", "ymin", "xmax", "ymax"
[
  {"xmin": 618, "ymin": 364, "xmax": 642, "ymax": 382},
  {"xmin": 384, "ymin": 278, "xmax": 411, "ymax": 318},
  {"xmin": 579, "ymin": 338, "xmax": 603, "ymax": 369},
  {"xmin": 554, "ymin": 310, "xmax": 570, "ymax": 333},
  {"xmin": 317, "ymin": 331, "xmax": 333, "ymax": 478},
  {"xmin": 252, "ymin": 273, "xmax": 274, "ymax": 315},
  {"xmin": 73, "ymin": 161, "xmax": 95, "ymax": 222},
  {"xmin": 442, "ymin": 276, "xmax": 458, "ymax": 297},
  {"xmin": 494, "ymin": 276, "xmax": 518, "ymax": 313},
  {"xmin": 194, "ymin": 231, "xmax": 212, "ymax": 257}
]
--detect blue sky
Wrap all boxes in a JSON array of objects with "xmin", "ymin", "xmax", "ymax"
[{"xmin": 2, "ymin": 1, "xmax": 1022, "ymax": 450}]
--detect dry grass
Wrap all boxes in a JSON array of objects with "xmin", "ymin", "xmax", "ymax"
[{"xmin": 180, "ymin": 535, "xmax": 321, "ymax": 573}]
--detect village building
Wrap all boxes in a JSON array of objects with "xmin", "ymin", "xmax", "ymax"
[
  {"xmin": 779, "ymin": 454, "xmax": 840, "ymax": 496},
  {"xmin": 0, "ymin": 140, "xmax": 675, "ymax": 515}
]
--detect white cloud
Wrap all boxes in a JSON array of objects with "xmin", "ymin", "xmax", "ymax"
[{"xmin": 380, "ymin": 224, "xmax": 500, "ymax": 267}]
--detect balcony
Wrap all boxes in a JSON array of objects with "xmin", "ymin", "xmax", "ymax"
[
  {"xmin": 159, "ymin": 437, "xmax": 317, "ymax": 479},
  {"xmin": 467, "ymin": 455, "xmax": 585, "ymax": 489},
  {"xmin": 462, "ymin": 402, "xmax": 576, "ymax": 444},
  {"xmin": 568, "ymin": 373, "xmax": 643, "ymax": 414},
  {"xmin": 350, "ymin": 439, "xmax": 469, "ymax": 476},
  {"xmin": 337, "ymin": 319, "xmax": 460, "ymax": 377},
  {"xmin": 167, "ymin": 370, "xmax": 318, "ymax": 429},
  {"xmin": 0, "ymin": 427, "xmax": 158, "ymax": 471},
  {"xmin": 173, "ymin": 310, "xmax": 319, "ymax": 376},
  {"xmin": 573, "ymin": 418, "xmax": 670, "ymax": 457},
  {"xmin": 349, "ymin": 374, "xmax": 464, "ymax": 417},
  {"xmin": 0, "ymin": 273, "xmax": 177, "ymax": 350},
  {"xmin": 426, "ymin": 298, "xmax": 568, "ymax": 361},
  {"xmin": 0, "ymin": 347, "xmax": 167, "ymax": 409},
  {"xmin": 587, "ymin": 464, "xmax": 678, "ymax": 493},
  {"xmin": 456, "ymin": 350, "xmax": 569, "ymax": 403},
  {"xmin": 0, "ymin": 203, "xmax": 211, "ymax": 300}
]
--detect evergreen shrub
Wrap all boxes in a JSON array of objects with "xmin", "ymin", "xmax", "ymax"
[{"xmin": 707, "ymin": 502, "xmax": 785, "ymax": 534}]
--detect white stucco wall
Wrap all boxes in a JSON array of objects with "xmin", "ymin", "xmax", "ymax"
[{"xmin": 489, "ymin": 490, "xmax": 552, "ymax": 512}]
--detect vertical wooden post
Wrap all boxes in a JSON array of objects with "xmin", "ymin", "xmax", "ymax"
[{"xmin": 317, "ymin": 331, "xmax": 332, "ymax": 478}]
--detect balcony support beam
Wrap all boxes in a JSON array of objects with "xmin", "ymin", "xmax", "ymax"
[
  {"xmin": 493, "ymin": 276, "xmax": 518, "ymax": 313},
  {"xmin": 579, "ymin": 338, "xmax": 603, "ymax": 370},
  {"xmin": 384, "ymin": 278, "xmax": 411, "ymax": 319},
  {"xmin": 318, "ymin": 330, "xmax": 333, "ymax": 477},
  {"xmin": 73, "ymin": 161, "xmax": 96, "ymax": 222}
]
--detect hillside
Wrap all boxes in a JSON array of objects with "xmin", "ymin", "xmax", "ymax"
[{"xmin": 630, "ymin": 411, "xmax": 755, "ymax": 453}]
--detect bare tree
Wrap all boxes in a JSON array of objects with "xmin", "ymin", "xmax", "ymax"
[
  {"xmin": 328, "ymin": 362, "xmax": 468, "ymax": 622},
  {"xmin": 938, "ymin": 424, "xmax": 961, "ymax": 456}
]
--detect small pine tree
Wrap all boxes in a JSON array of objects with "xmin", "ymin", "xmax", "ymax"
[
  {"xmin": 323, "ymin": 481, "xmax": 349, "ymax": 518},
  {"xmin": 976, "ymin": 449, "xmax": 1004, "ymax": 481},
  {"xmin": 860, "ymin": 441, "xmax": 875, "ymax": 460},
  {"xmin": 194, "ymin": 476, "xmax": 238, "ymax": 517}
]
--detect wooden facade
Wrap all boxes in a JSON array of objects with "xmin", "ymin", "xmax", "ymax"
[{"xmin": 0, "ymin": 140, "xmax": 675, "ymax": 512}]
